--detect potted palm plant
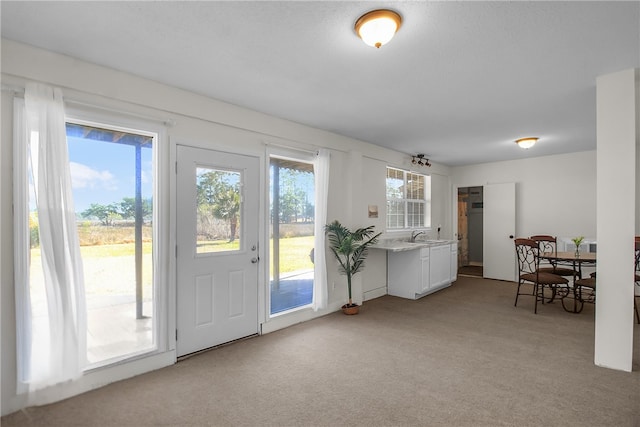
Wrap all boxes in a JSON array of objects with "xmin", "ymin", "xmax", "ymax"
[{"xmin": 325, "ymin": 220, "xmax": 381, "ymax": 315}]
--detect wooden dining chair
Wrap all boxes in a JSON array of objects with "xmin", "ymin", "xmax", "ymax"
[{"xmin": 514, "ymin": 238, "xmax": 569, "ymax": 314}]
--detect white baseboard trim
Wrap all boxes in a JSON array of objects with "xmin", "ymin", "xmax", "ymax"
[
  {"xmin": 363, "ymin": 286, "xmax": 387, "ymax": 301},
  {"xmin": 261, "ymin": 301, "xmax": 343, "ymax": 335},
  {"xmin": 2, "ymin": 351, "xmax": 176, "ymax": 416}
]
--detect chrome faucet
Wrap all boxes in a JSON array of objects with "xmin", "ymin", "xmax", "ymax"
[{"xmin": 410, "ymin": 231, "xmax": 426, "ymax": 242}]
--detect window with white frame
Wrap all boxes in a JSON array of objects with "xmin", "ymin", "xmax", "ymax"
[
  {"xmin": 15, "ymin": 97, "xmax": 161, "ymax": 382},
  {"xmin": 386, "ymin": 167, "xmax": 431, "ymax": 229}
]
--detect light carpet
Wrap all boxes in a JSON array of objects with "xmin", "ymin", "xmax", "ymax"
[{"xmin": 3, "ymin": 276, "xmax": 639, "ymax": 426}]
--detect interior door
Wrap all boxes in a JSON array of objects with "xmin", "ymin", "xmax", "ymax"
[
  {"xmin": 176, "ymin": 145, "xmax": 259, "ymax": 357},
  {"xmin": 483, "ymin": 182, "xmax": 516, "ymax": 281}
]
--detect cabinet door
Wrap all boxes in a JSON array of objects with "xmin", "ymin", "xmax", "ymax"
[
  {"xmin": 429, "ymin": 244, "xmax": 451, "ymax": 289},
  {"xmin": 420, "ymin": 255, "xmax": 430, "ymax": 294},
  {"xmin": 450, "ymin": 244, "xmax": 458, "ymax": 282}
]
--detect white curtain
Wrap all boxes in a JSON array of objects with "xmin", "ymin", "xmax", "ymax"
[
  {"xmin": 18, "ymin": 82, "xmax": 87, "ymax": 396},
  {"xmin": 312, "ymin": 149, "xmax": 330, "ymax": 311}
]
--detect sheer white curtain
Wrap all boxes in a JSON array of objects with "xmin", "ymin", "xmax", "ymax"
[
  {"xmin": 17, "ymin": 82, "xmax": 87, "ymax": 397},
  {"xmin": 312, "ymin": 149, "xmax": 330, "ymax": 311}
]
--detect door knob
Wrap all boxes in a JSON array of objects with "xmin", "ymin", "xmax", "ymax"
[{"xmin": 251, "ymin": 257, "xmax": 259, "ymax": 264}]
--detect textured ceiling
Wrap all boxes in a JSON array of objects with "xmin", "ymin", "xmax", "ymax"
[{"xmin": 2, "ymin": 1, "xmax": 639, "ymax": 166}]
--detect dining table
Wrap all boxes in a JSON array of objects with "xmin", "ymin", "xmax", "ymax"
[{"xmin": 539, "ymin": 251, "xmax": 596, "ymax": 313}]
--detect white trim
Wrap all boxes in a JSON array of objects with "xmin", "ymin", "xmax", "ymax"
[
  {"xmin": 3, "ymin": 351, "xmax": 175, "ymax": 415},
  {"xmin": 363, "ymin": 286, "xmax": 387, "ymax": 301},
  {"xmin": 260, "ymin": 301, "xmax": 343, "ymax": 335},
  {"xmin": 64, "ymin": 104, "xmax": 171, "ymax": 363},
  {"xmin": 264, "ymin": 147, "xmax": 314, "ymax": 319},
  {"xmin": 386, "ymin": 166, "xmax": 431, "ymax": 231},
  {"xmin": 11, "ymin": 96, "xmax": 173, "ymax": 401},
  {"xmin": 12, "ymin": 98, "xmax": 30, "ymax": 394}
]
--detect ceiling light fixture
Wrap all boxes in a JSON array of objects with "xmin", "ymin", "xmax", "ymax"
[
  {"xmin": 515, "ymin": 137, "xmax": 538, "ymax": 149},
  {"xmin": 354, "ymin": 9, "xmax": 402, "ymax": 48},
  {"xmin": 411, "ymin": 154, "xmax": 431, "ymax": 167}
]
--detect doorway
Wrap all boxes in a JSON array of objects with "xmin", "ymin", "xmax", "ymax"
[
  {"xmin": 457, "ymin": 186, "xmax": 483, "ymax": 277},
  {"xmin": 176, "ymin": 145, "xmax": 260, "ymax": 357}
]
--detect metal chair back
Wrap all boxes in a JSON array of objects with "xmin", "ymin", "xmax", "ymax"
[{"xmin": 515, "ymin": 238, "xmax": 539, "ymax": 275}]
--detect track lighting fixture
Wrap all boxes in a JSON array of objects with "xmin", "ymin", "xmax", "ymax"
[{"xmin": 411, "ymin": 154, "xmax": 431, "ymax": 168}]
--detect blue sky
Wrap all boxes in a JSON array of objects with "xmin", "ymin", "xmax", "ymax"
[{"xmin": 67, "ymin": 135, "xmax": 153, "ymax": 214}]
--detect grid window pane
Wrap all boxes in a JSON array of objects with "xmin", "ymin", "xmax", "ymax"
[
  {"xmin": 406, "ymin": 173, "xmax": 424, "ymax": 199},
  {"xmin": 386, "ymin": 200, "xmax": 405, "ymax": 229},
  {"xmin": 386, "ymin": 168, "xmax": 404, "ymax": 199},
  {"xmin": 386, "ymin": 167, "xmax": 430, "ymax": 230},
  {"xmin": 407, "ymin": 201, "xmax": 425, "ymax": 228}
]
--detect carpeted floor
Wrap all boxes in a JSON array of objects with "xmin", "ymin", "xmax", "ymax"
[{"xmin": 3, "ymin": 276, "xmax": 639, "ymax": 426}]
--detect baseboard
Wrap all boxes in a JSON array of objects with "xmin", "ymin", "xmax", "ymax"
[
  {"xmin": 260, "ymin": 301, "xmax": 343, "ymax": 334},
  {"xmin": 363, "ymin": 286, "xmax": 387, "ymax": 301},
  {"xmin": 2, "ymin": 351, "xmax": 176, "ymax": 416}
]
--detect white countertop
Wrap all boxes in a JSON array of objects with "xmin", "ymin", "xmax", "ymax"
[{"xmin": 373, "ymin": 239, "xmax": 455, "ymax": 252}]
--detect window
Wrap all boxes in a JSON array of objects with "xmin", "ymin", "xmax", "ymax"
[
  {"xmin": 269, "ymin": 156, "xmax": 316, "ymax": 315},
  {"xmin": 66, "ymin": 120, "xmax": 157, "ymax": 365},
  {"xmin": 20, "ymin": 111, "xmax": 159, "ymax": 369},
  {"xmin": 386, "ymin": 167, "xmax": 431, "ymax": 229},
  {"xmin": 196, "ymin": 167, "xmax": 241, "ymax": 254}
]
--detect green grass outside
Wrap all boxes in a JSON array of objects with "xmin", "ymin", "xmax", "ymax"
[
  {"xmin": 79, "ymin": 242, "xmax": 153, "ymax": 257},
  {"xmin": 270, "ymin": 235, "xmax": 315, "ymax": 276},
  {"xmin": 31, "ymin": 235, "xmax": 315, "ymax": 277}
]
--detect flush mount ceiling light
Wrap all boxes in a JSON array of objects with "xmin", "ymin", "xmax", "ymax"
[
  {"xmin": 515, "ymin": 137, "xmax": 538, "ymax": 149},
  {"xmin": 354, "ymin": 9, "xmax": 402, "ymax": 48}
]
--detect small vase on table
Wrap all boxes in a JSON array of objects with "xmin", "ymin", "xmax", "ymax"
[{"xmin": 572, "ymin": 236, "xmax": 584, "ymax": 258}]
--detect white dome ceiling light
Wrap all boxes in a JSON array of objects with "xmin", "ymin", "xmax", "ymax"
[
  {"xmin": 515, "ymin": 137, "xmax": 539, "ymax": 149},
  {"xmin": 354, "ymin": 9, "xmax": 402, "ymax": 49}
]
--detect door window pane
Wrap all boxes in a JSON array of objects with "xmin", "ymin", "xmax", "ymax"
[
  {"xmin": 269, "ymin": 158, "xmax": 315, "ymax": 315},
  {"xmin": 196, "ymin": 168, "xmax": 241, "ymax": 254}
]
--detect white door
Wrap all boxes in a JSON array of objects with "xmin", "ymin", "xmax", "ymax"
[
  {"xmin": 176, "ymin": 145, "xmax": 259, "ymax": 357},
  {"xmin": 483, "ymin": 183, "xmax": 516, "ymax": 281}
]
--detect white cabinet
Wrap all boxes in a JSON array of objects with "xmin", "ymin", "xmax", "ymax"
[
  {"xmin": 450, "ymin": 243, "xmax": 458, "ymax": 282},
  {"xmin": 387, "ymin": 243, "xmax": 456, "ymax": 300},
  {"xmin": 388, "ymin": 247, "xmax": 429, "ymax": 300},
  {"xmin": 419, "ymin": 249, "xmax": 430, "ymax": 294},
  {"xmin": 429, "ymin": 244, "xmax": 451, "ymax": 290}
]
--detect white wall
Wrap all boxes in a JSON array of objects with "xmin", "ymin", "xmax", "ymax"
[
  {"xmin": 451, "ymin": 151, "xmax": 597, "ymax": 240},
  {"xmin": 359, "ymin": 157, "xmax": 452, "ymax": 301},
  {"xmin": 2, "ymin": 38, "xmax": 626, "ymax": 415},
  {"xmin": 1, "ymin": 39, "xmax": 434, "ymax": 414}
]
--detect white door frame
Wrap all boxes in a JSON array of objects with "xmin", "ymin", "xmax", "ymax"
[{"xmin": 452, "ymin": 182, "xmax": 517, "ymax": 281}]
